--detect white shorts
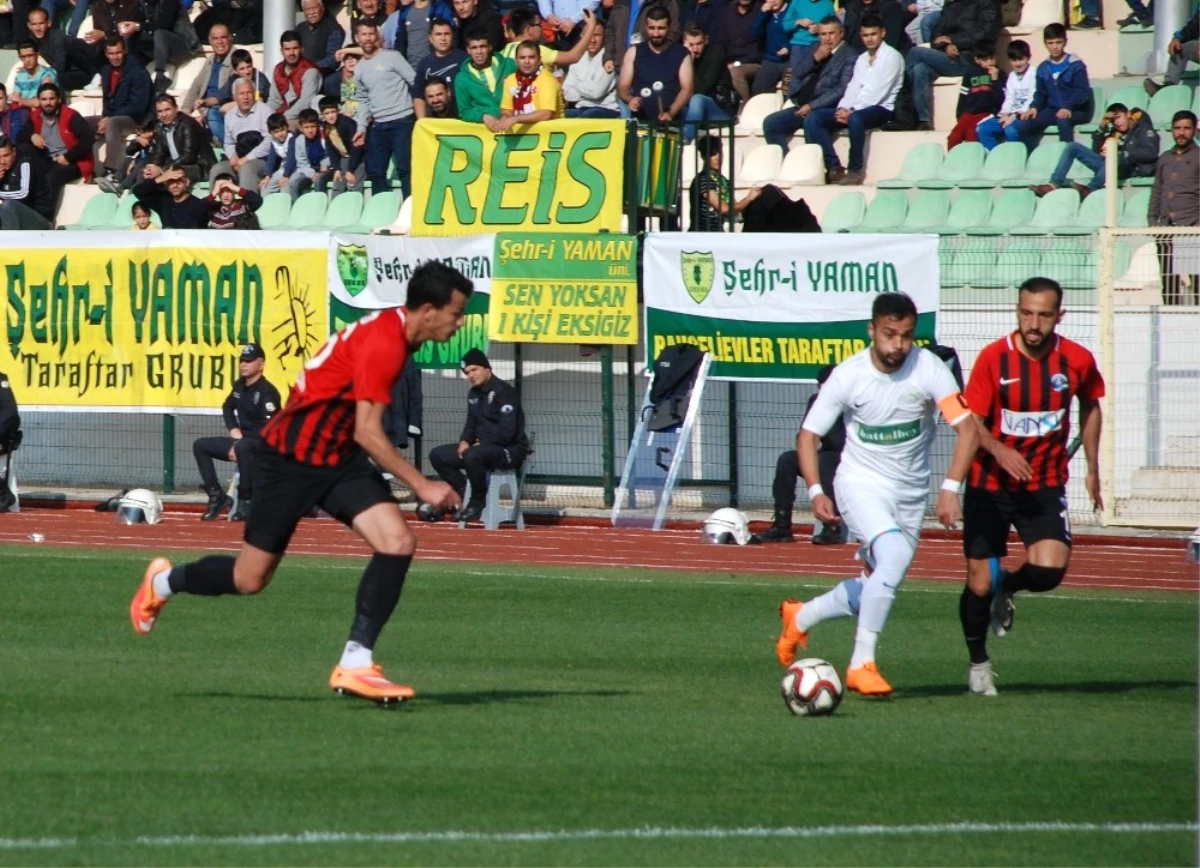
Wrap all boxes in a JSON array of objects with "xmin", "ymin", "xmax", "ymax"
[{"xmin": 834, "ymin": 470, "xmax": 926, "ymax": 560}]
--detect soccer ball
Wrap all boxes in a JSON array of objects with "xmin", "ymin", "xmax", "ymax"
[{"xmin": 780, "ymin": 658, "xmax": 843, "ymax": 716}]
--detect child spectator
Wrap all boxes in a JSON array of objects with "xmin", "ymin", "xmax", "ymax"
[
  {"xmin": 259, "ymin": 112, "xmax": 293, "ymax": 194},
  {"xmin": 317, "ymin": 95, "xmax": 364, "ymax": 193},
  {"xmin": 207, "ymin": 173, "xmax": 263, "ymax": 228},
  {"xmin": 689, "ymin": 135, "xmax": 761, "ymax": 231},
  {"xmin": 98, "ymin": 118, "xmax": 157, "ymax": 193},
  {"xmin": 1030, "ymin": 102, "xmax": 1160, "ymax": 199},
  {"xmin": 281, "ymin": 107, "xmax": 328, "ymax": 200},
  {"xmin": 337, "ymin": 51, "xmax": 362, "ymax": 118},
  {"xmin": 131, "ymin": 199, "xmax": 154, "ymax": 230},
  {"xmin": 947, "ymin": 39, "xmax": 1001, "ymax": 149},
  {"xmin": 975, "ymin": 39, "xmax": 1035, "ymax": 150},
  {"xmin": 1014, "ymin": 24, "xmax": 1091, "ymax": 146}
]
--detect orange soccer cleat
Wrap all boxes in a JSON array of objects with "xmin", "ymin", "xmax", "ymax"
[
  {"xmin": 130, "ymin": 556, "xmax": 172, "ymax": 636},
  {"xmin": 846, "ymin": 661, "xmax": 893, "ymax": 697},
  {"xmin": 775, "ymin": 599, "xmax": 809, "ymax": 667},
  {"xmin": 329, "ymin": 663, "xmax": 416, "ymax": 705}
]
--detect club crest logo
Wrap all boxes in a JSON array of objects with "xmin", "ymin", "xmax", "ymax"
[
  {"xmin": 336, "ymin": 243, "xmax": 369, "ymax": 297},
  {"xmin": 1050, "ymin": 373, "xmax": 1070, "ymax": 392},
  {"xmin": 680, "ymin": 251, "xmax": 714, "ymax": 305}
]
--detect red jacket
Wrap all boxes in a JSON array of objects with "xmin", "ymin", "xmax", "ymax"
[
  {"xmin": 272, "ymin": 58, "xmax": 317, "ymax": 110},
  {"xmin": 31, "ymin": 104, "xmax": 95, "ymax": 181}
]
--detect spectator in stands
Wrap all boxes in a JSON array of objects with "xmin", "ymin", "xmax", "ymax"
[
  {"xmin": 946, "ymin": 39, "xmax": 1000, "ymax": 148},
  {"xmin": 1151, "ymin": 110, "xmax": 1199, "ymax": 305},
  {"xmin": 207, "ymin": 172, "xmax": 262, "ymax": 228},
  {"xmin": 280, "ymin": 107, "xmax": 328, "ymax": 200},
  {"xmin": 453, "ymin": 0, "xmax": 504, "ymax": 51},
  {"xmin": 602, "ymin": 0, "xmax": 681, "ymax": 70},
  {"xmin": 141, "ymin": 93, "xmax": 216, "ymax": 184},
  {"xmin": 501, "ymin": 7, "xmax": 597, "ymax": 69},
  {"xmin": 493, "ymin": 39, "xmax": 564, "ymax": 129},
  {"xmin": 24, "ymin": 82, "xmax": 95, "ymax": 212},
  {"xmin": 1073, "ymin": 0, "xmax": 1100, "ymax": 29},
  {"xmin": 680, "ymin": 0, "xmax": 723, "ymax": 40},
  {"xmin": 0, "ymin": 136, "xmax": 53, "ymax": 229},
  {"xmin": 259, "ymin": 112, "xmax": 292, "ymax": 193},
  {"xmin": 350, "ymin": 0, "xmax": 389, "ymax": 40},
  {"xmin": 975, "ymin": 38, "xmax": 1034, "ymax": 150},
  {"xmin": 540, "ymin": 0, "xmax": 599, "ymax": 46},
  {"xmin": 194, "ymin": 0, "xmax": 261, "ymax": 43},
  {"xmin": 1012, "ymin": 23, "xmax": 1091, "ymax": 145},
  {"xmin": 0, "ymin": 84, "xmax": 32, "ymax": 143},
  {"xmin": 842, "ymin": 0, "xmax": 909, "ymax": 55},
  {"xmin": 895, "ymin": 0, "xmax": 1000, "ymax": 131},
  {"xmin": 411, "ymin": 18, "xmax": 467, "ymax": 117},
  {"xmin": 218, "ymin": 48, "xmax": 271, "ymax": 110},
  {"xmin": 10, "ymin": 41, "xmax": 56, "ymax": 110},
  {"xmin": 1116, "ymin": 0, "xmax": 1153, "ymax": 27},
  {"xmin": 761, "ymin": 16, "xmax": 855, "ymax": 153},
  {"xmin": 804, "ymin": 13, "xmax": 901, "ymax": 184},
  {"xmin": 454, "ymin": 24, "xmax": 516, "ymax": 122},
  {"xmin": 334, "ymin": 49, "xmax": 362, "ymax": 115},
  {"xmin": 904, "ymin": 0, "xmax": 942, "ymax": 45},
  {"xmin": 211, "ymin": 77, "xmax": 272, "ymax": 188},
  {"xmin": 421, "ymin": 78, "xmax": 458, "ymax": 117},
  {"xmin": 783, "ymin": 0, "xmax": 834, "ymax": 63},
  {"xmin": 751, "ymin": 0, "xmax": 790, "ymax": 95},
  {"xmin": 618, "ymin": 5, "xmax": 693, "ymax": 123},
  {"xmin": 131, "ymin": 199, "xmax": 154, "ymax": 229},
  {"xmin": 269, "ymin": 31, "xmax": 323, "ymax": 129},
  {"xmin": 298, "ymin": 0, "xmax": 346, "ymax": 95},
  {"xmin": 90, "ymin": 37, "xmax": 153, "ymax": 186},
  {"xmin": 124, "ymin": 0, "xmax": 201, "ymax": 95},
  {"xmin": 1145, "ymin": 10, "xmax": 1198, "ymax": 96},
  {"xmin": 351, "ymin": 21, "xmax": 418, "ymax": 197},
  {"xmin": 681, "ymin": 23, "xmax": 734, "ymax": 141},
  {"xmin": 182, "ymin": 24, "xmax": 233, "ymax": 147},
  {"xmin": 384, "ymin": 0, "xmax": 453, "ymax": 64},
  {"xmin": 132, "ymin": 164, "xmax": 210, "ymax": 228},
  {"xmin": 563, "ymin": 19, "xmax": 620, "ymax": 117},
  {"xmin": 87, "ymin": 0, "xmax": 137, "ymax": 50},
  {"xmin": 689, "ymin": 135, "xmax": 760, "ymax": 231},
  {"xmin": 318, "ymin": 95, "xmax": 365, "ymax": 188},
  {"xmin": 27, "ymin": 6, "xmax": 98, "ymax": 92},
  {"xmin": 717, "ymin": 0, "xmax": 762, "ymax": 104},
  {"xmin": 97, "ymin": 116, "xmax": 155, "ymax": 191},
  {"xmin": 0, "ymin": 0, "xmax": 34, "ymax": 49},
  {"xmin": 1031, "ymin": 102, "xmax": 1160, "ymax": 199}
]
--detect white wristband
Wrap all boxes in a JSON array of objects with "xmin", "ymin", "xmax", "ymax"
[
  {"xmin": 807, "ymin": 484, "xmax": 824, "ymax": 500},
  {"xmin": 941, "ymin": 478, "xmax": 964, "ymax": 494}
]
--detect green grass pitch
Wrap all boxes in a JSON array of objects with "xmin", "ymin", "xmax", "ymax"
[{"xmin": 0, "ymin": 545, "xmax": 1195, "ymax": 866}]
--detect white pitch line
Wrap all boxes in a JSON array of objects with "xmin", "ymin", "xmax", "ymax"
[{"xmin": 0, "ymin": 821, "xmax": 1193, "ymax": 851}]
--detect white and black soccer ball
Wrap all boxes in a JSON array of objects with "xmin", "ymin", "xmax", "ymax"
[{"xmin": 780, "ymin": 658, "xmax": 843, "ymax": 716}]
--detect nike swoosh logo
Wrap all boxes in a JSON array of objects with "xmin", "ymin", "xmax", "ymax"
[{"xmin": 999, "ymin": 377, "xmax": 1020, "ymax": 385}]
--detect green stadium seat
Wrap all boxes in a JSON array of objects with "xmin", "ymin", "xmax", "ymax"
[
  {"xmin": 62, "ymin": 191, "xmax": 119, "ymax": 230},
  {"xmin": 958, "ymin": 141, "xmax": 1028, "ymax": 189},
  {"xmin": 944, "ymin": 240, "xmax": 996, "ymax": 288},
  {"xmin": 1042, "ymin": 247, "xmax": 1096, "ymax": 289},
  {"xmin": 285, "ymin": 191, "xmax": 327, "ymax": 229},
  {"xmin": 930, "ymin": 189, "xmax": 993, "ymax": 235},
  {"xmin": 1127, "ymin": 174, "xmax": 1156, "ymax": 187},
  {"xmin": 916, "ymin": 142, "xmax": 985, "ymax": 189},
  {"xmin": 1147, "ymin": 85, "xmax": 1194, "ymax": 129},
  {"xmin": 102, "ymin": 194, "xmax": 137, "ymax": 229},
  {"xmin": 849, "ymin": 190, "xmax": 908, "ymax": 231},
  {"xmin": 991, "ymin": 244, "xmax": 1044, "ymax": 288},
  {"xmin": 1053, "ymin": 188, "xmax": 1119, "ymax": 234},
  {"xmin": 875, "ymin": 143, "xmax": 944, "ymax": 189},
  {"xmin": 964, "ymin": 189, "xmax": 1036, "ymax": 235},
  {"xmin": 1000, "ymin": 142, "xmax": 1067, "ymax": 187},
  {"xmin": 819, "ymin": 191, "xmax": 866, "ymax": 232},
  {"xmin": 307, "ymin": 191, "xmax": 365, "ymax": 230},
  {"xmin": 1009, "ymin": 187, "xmax": 1081, "ymax": 235},
  {"xmin": 1080, "ymin": 85, "xmax": 1148, "ymax": 133},
  {"xmin": 343, "ymin": 191, "xmax": 403, "ymax": 234},
  {"xmin": 1119, "ymin": 189, "xmax": 1151, "ymax": 227},
  {"xmin": 887, "ymin": 189, "xmax": 949, "ymax": 231},
  {"xmin": 256, "ymin": 193, "xmax": 291, "ymax": 229}
]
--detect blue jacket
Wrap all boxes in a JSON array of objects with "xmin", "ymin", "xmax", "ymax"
[
  {"xmin": 383, "ymin": 0, "xmax": 456, "ymax": 57},
  {"xmin": 1031, "ymin": 53, "xmax": 1091, "ymax": 113},
  {"xmin": 283, "ymin": 131, "xmax": 327, "ymax": 176},
  {"xmin": 787, "ymin": 42, "xmax": 858, "ymax": 110},
  {"xmin": 753, "ymin": 6, "xmax": 790, "ymax": 61},
  {"xmin": 101, "ymin": 56, "xmax": 153, "ymax": 121},
  {"xmin": 0, "ymin": 106, "xmax": 31, "ymax": 143}
]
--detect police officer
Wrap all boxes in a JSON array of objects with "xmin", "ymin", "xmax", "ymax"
[
  {"xmin": 192, "ymin": 343, "xmax": 281, "ymax": 522},
  {"xmin": 0, "ymin": 370, "xmax": 19, "ymax": 512},
  {"xmin": 429, "ymin": 349, "xmax": 529, "ymax": 524}
]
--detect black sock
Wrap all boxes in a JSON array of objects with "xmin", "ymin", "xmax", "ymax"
[
  {"xmin": 171, "ymin": 555, "xmax": 238, "ymax": 596},
  {"xmin": 959, "ymin": 587, "xmax": 991, "ymax": 665},
  {"xmin": 348, "ymin": 553, "xmax": 413, "ymax": 649}
]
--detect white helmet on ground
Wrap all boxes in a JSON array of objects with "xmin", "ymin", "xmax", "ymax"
[
  {"xmin": 117, "ymin": 488, "xmax": 163, "ymax": 525},
  {"xmin": 702, "ymin": 507, "xmax": 752, "ymax": 545}
]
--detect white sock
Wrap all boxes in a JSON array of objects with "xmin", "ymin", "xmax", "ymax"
[
  {"xmin": 796, "ymin": 573, "xmax": 865, "ymax": 632},
  {"xmin": 339, "ymin": 641, "xmax": 373, "ymax": 670},
  {"xmin": 151, "ymin": 568, "xmax": 174, "ymax": 599},
  {"xmin": 850, "ymin": 625, "xmax": 879, "ymax": 669}
]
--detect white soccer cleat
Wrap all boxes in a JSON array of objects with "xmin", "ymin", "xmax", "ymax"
[{"xmin": 968, "ymin": 662, "xmax": 998, "ymax": 696}]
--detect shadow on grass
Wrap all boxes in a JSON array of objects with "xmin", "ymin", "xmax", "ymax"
[
  {"xmin": 179, "ymin": 689, "xmax": 634, "ymax": 706},
  {"xmin": 899, "ymin": 680, "xmax": 1197, "ymax": 699}
]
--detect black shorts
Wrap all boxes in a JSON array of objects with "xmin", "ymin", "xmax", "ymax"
[
  {"xmin": 244, "ymin": 447, "xmax": 396, "ymax": 554},
  {"xmin": 962, "ymin": 485, "xmax": 1072, "ymax": 561}
]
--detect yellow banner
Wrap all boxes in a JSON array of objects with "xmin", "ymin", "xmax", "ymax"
[
  {"xmin": 489, "ymin": 233, "xmax": 638, "ymax": 344},
  {"xmin": 410, "ymin": 119, "xmax": 626, "ymax": 237},
  {"xmin": 3, "ymin": 238, "xmax": 328, "ymax": 410}
]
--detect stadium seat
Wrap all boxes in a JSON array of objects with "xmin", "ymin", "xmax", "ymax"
[
  {"xmin": 256, "ymin": 193, "xmax": 291, "ymax": 230},
  {"xmin": 1080, "ymin": 85, "xmax": 1147, "ymax": 133},
  {"xmin": 990, "ymin": 245, "xmax": 1044, "ymax": 288},
  {"xmin": 776, "ymin": 144, "xmax": 824, "ymax": 185},
  {"xmin": 285, "ymin": 191, "xmax": 327, "ymax": 229},
  {"xmin": 1042, "ymin": 245, "xmax": 1097, "ymax": 289},
  {"xmin": 1147, "ymin": 85, "xmax": 1193, "ymax": 129},
  {"xmin": 1119, "ymin": 188, "xmax": 1151, "ymax": 228},
  {"xmin": 345, "ymin": 191, "xmax": 403, "ymax": 234},
  {"xmin": 1036, "ymin": 86, "xmax": 1105, "ymax": 138},
  {"xmin": 307, "ymin": 191, "xmax": 365, "ymax": 230},
  {"xmin": 887, "ymin": 189, "xmax": 949, "ymax": 231},
  {"xmin": 395, "ymin": 195, "xmax": 413, "ymax": 234},
  {"xmin": 875, "ymin": 143, "xmax": 944, "ymax": 189},
  {"xmin": 1001, "ymin": 141, "xmax": 1068, "ymax": 187},
  {"xmin": 917, "ymin": 142, "xmax": 985, "ymax": 189},
  {"xmin": 929, "ymin": 189, "xmax": 992, "ymax": 234},
  {"xmin": 1052, "ymin": 188, "xmax": 1119, "ymax": 234},
  {"xmin": 849, "ymin": 190, "xmax": 907, "ymax": 231},
  {"xmin": 735, "ymin": 92, "xmax": 784, "ymax": 136},
  {"xmin": 944, "ymin": 241, "xmax": 998, "ymax": 288},
  {"xmin": 819, "ymin": 191, "xmax": 866, "ymax": 232},
  {"xmin": 958, "ymin": 141, "xmax": 1027, "ymax": 189},
  {"xmin": 1009, "ymin": 187, "xmax": 1081, "ymax": 235},
  {"xmin": 103, "ymin": 194, "xmax": 137, "ymax": 229},
  {"xmin": 964, "ymin": 189, "xmax": 1036, "ymax": 234},
  {"xmin": 739, "ymin": 145, "xmax": 784, "ymax": 185},
  {"xmin": 61, "ymin": 192, "xmax": 119, "ymax": 230}
]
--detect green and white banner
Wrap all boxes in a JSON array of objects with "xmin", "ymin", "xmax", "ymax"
[
  {"xmin": 643, "ymin": 233, "xmax": 940, "ymax": 382},
  {"xmin": 327, "ymin": 234, "xmax": 494, "ymax": 369}
]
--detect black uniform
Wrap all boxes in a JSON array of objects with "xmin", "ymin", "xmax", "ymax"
[
  {"xmin": 429, "ymin": 373, "xmax": 529, "ymax": 506},
  {"xmin": 192, "ymin": 375, "xmax": 282, "ymax": 500},
  {"xmin": 0, "ymin": 371, "xmax": 19, "ymax": 510},
  {"xmin": 773, "ymin": 392, "xmax": 845, "ymax": 521},
  {"xmin": 383, "ymin": 359, "xmax": 424, "ymax": 450}
]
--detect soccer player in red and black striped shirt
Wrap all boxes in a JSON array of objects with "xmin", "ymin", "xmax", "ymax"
[
  {"xmin": 129, "ymin": 261, "xmax": 473, "ymax": 705},
  {"xmin": 958, "ymin": 276, "xmax": 1104, "ymax": 696}
]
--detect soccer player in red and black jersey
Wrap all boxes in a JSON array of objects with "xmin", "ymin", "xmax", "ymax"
[
  {"xmin": 958, "ymin": 276, "xmax": 1105, "ymax": 696},
  {"xmin": 128, "ymin": 261, "xmax": 472, "ymax": 704}
]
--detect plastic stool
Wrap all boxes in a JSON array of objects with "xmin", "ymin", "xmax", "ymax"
[{"xmin": 458, "ymin": 470, "xmax": 525, "ymax": 530}]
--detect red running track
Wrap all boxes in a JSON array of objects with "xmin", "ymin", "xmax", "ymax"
[{"xmin": 1, "ymin": 508, "xmax": 1195, "ymax": 593}]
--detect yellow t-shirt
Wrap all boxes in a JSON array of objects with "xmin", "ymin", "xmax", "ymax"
[
  {"xmin": 501, "ymin": 42, "xmax": 558, "ymax": 67},
  {"xmin": 500, "ymin": 68, "xmax": 564, "ymax": 118}
]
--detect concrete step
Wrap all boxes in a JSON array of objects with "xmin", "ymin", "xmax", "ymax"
[
  {"xmin": 1131, "ymin": 466, "xmax": 1200, "ymax": 498},
  {"xmin": 1115, "ymin": 497, "xmax": 1200, "ymax": 523},
  {"xmin": 1166, "ymin": 434, "xmax": 1200, "ymax": 456}
]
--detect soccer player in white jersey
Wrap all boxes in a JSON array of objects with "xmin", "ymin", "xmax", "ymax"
[{"xmin": 775, "ymin": 293, "xmax": 979, "ymax": 696}]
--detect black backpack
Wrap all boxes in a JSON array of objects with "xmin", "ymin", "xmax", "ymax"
[
  {"xmin": 928, "ymin": 344, "xmax": 964, "ymax": 389},
  {"xmin": 647, "ymin": 343, "xmax": 705, "ymax": 432}
]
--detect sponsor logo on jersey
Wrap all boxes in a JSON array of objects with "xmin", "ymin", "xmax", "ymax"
[
  {"xmin": 856, "ymin": 418, "xmax": 921, "ymax": 445},
  {"xmin": 1001, "ymin": 408, "xmax": 1065, "ymax": 437}
]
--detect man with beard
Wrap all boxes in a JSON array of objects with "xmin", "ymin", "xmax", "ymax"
[
  {"xmin": 350, "ymin": 21, "xmax": 417, "ymax": 198},
  {"xmin": 23, "ymin": 82, "xmax": 95, "ymax": 217},
  {"xmin": 618, "ymin": 5, "xmax": 692, "ymax": 123},
  {"xmin": 410, "ymin": 18, "xmax": 467, "ymax": 118}
]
